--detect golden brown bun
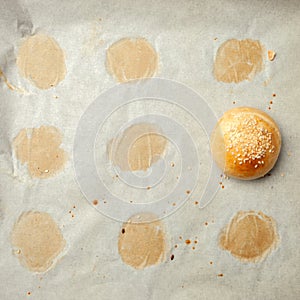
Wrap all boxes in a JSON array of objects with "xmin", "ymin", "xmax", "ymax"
[{"xmin": 210, "ymin": 107, "xmax": 281, "ymax": 180}]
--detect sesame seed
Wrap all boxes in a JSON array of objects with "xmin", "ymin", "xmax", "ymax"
[{"xmin": 225, "ymin": 112, "xmax": 274, "ymax": 167}]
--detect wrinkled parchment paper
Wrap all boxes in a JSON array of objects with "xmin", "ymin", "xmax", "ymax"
[{"xmin": 0, "ymin": 0, "xmax": 300, "ymax": 299}]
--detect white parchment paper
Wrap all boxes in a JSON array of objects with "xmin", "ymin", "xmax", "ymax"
[{"xmin": 0, "ymin": 0, "xmax": 299, "ymax": 299}]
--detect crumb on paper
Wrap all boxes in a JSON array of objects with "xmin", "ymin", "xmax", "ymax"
[{"xmin": 268, "ymin": 50, "xmax": 276, "ymax": 61}]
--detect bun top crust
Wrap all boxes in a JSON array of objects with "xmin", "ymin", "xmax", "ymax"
[{"xmin": 211, "ymin": 107, "xmax": 281, "ymax": 180}]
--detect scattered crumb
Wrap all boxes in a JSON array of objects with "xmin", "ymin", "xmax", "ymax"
[
  {"xmin": 103, "ymin": 200, "xmax": 107, "ymax": 204},
  {"xmin": 268, "ymin": 50, "xmax": 276, "ymax": 61},
  {"xmin": 232, "ymin": 101, "xmax": 236, "ymax": 104},
  {"xmin": 92, "ymin": 199, "xmax": 98, "ymax": 205},
  {"xmin": 27, "ymin": 292, "xmax": 31, "ymax": 296},
  {"xmin": 71, "ymin": 214, "xmax": 74, "ymax": 218},
  {"xmin": 270, "ymin": 100, "xmax": 273, "ymax": 104},
  {"xmin": 221, "ymin": 185, "xmax": 225, "ymax": 189},
  {"xmin": 121, "ymin": 228, "xmax": 125, "ymax": 234},
  {"xmin": 185, "ymin": 239, "xmax": 191, "ymax": 245},
  {"xmin": 217, "ymin": 273, "xmax": 224, "ymax": 277},
  {"xmin": 194, "ymin": 240, "xmax": 198, "ymax": 244},
  {"xmin": 174, "ymin": 244, "xmax": 178, "ymax": 248},
  {"xmin": 53, "ymin": 95, "xmax": 59, "ymax": 99},
  {"xmin": 192, "ymin": 246, "xmax": 195, "ymax": 250},
  {"xmin": 179, "ymin": 236, "xmax": 182, "ymax": 240},
  {"xmin": 280, "ymin": 173, "xmax": 285, "ymax": 177},
  {"xmin": 170, "ymin": 162, "xmax": 175, "ymax": 167},
  {"xmin": 146, "ymin": 186, "xmax": 151, "ymax": 190},
  {"xmin": 68, "ymin": 210, "xmax": 71, "ymax": 214},
  {"xmin": 170, "ymin": 254, "xmax": 174, "ymax": 260},
  {"xmin": 272, "ymin": 93, "xmax": 276, "ymax": 97},
  {"xmin": 205, "ymin": 222, "xmax": 208, "ymax": 226},
  {"xmin": 73, "ymin": 205, "xmax": 76, "ymax": 209},
  {"xmin": 172, "ymin": 203, "xmax": 176, "ymax": 206},
  {"xmin": 214, "ymin": 37, "xmax": 218, "ymax": 41},
  {"xmin": 194, "ymin": 201, "xmax": 199, "ymax": 205},
  {"xmin": 186, "ymin": 190, "xmax": 191, "ymax": 195},
  {"xmin": 209, "ymin": 261, "xmax": 213, "ymax": 265},
  {"xmin": 263, "ymin": 77, "xmax": 272, "ymax": 86}
]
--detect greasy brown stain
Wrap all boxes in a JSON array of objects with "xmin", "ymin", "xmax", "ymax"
[
  {"xmin": 118, "ymin": 213, "xmax": 166, "ymax": 269},
  {"xmin": 11, "ymin": 211, "xmax": 66, "ymax": 272},
  {"xmin": 108, "ymin": 123, "xmax": 167, "ymax": 172},
  {"xmin": 219, "ymin": 211, "xmax": 279, "ymax": 262},
  {"xmin": 13, "ymin": 126, "xmax": 67, "ymax": 178},
  {"xmin": 106, "ymin": 38, "xmax": 158, "ymax": 82},
  {"xmin": 214, "ymin": 39, "xmax": 264, "ymax": 83},
  {"xmin": 17, "ymin": 34, "xmax": 66, "ymax": 89}
]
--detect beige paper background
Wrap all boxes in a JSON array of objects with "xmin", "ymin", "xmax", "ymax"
[{"xmin": 0, "ymin": 0, "xmax": 299, "ymax": 299}]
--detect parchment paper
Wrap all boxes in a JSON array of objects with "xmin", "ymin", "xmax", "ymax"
[{"xmin": 0, "ymin": 0, "xmax": 299, "ymax": 299}]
